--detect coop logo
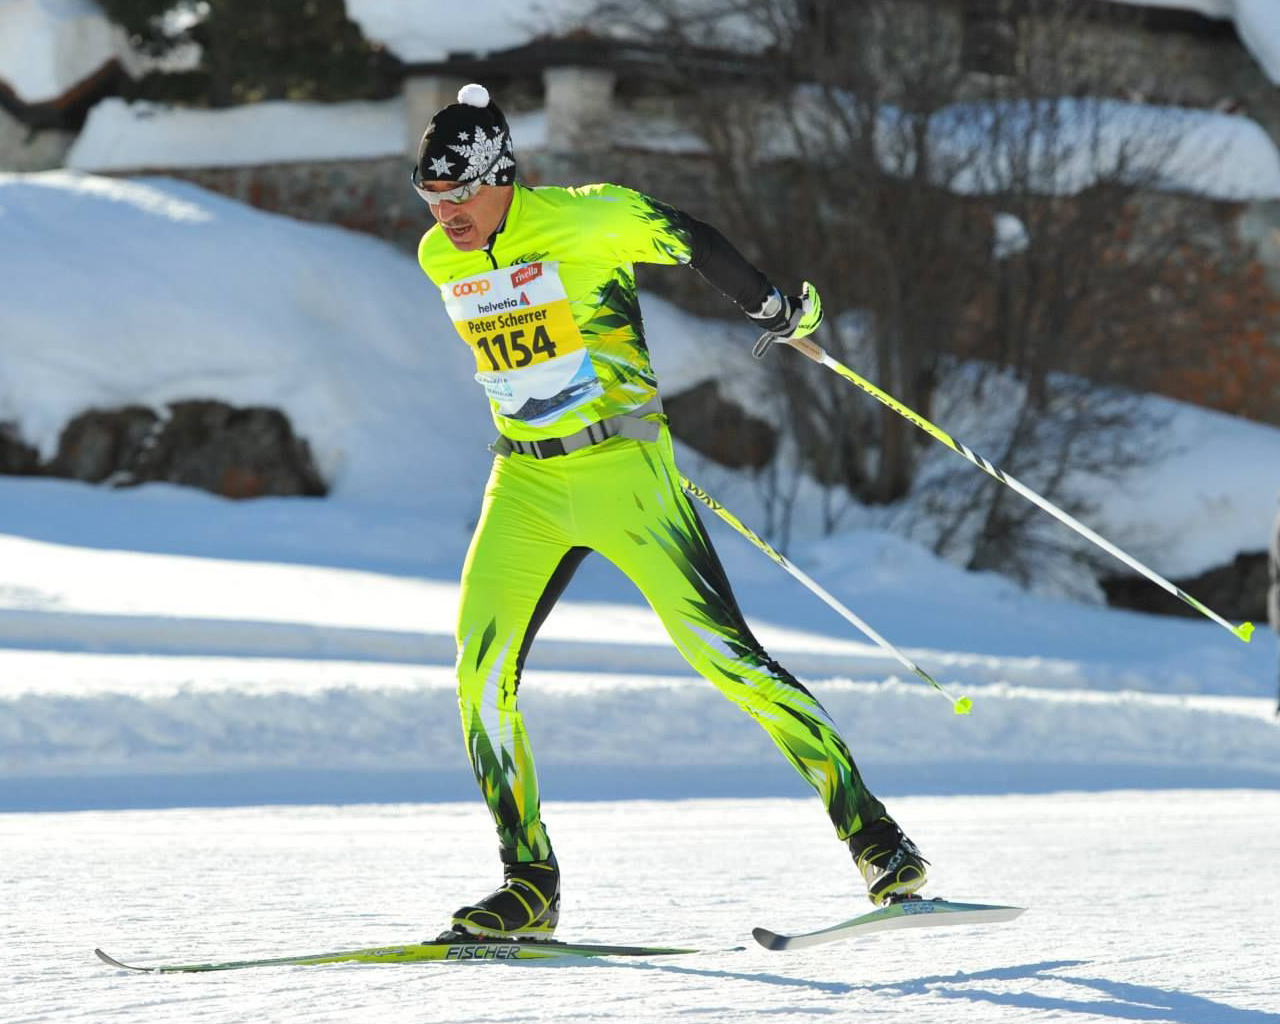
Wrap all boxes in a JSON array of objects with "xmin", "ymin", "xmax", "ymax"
[
  {"xmin": 452, "ymin": 280, "xmax": 491, "ymax": 297},
  {"xmin": 510, "ymin": 263, "xmax": 543, "ymax": 288}
]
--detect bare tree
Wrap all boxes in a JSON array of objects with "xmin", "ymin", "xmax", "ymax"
[{"xmin": 586, "ymin": 0, "xmax": 1276, "ymax": 581}]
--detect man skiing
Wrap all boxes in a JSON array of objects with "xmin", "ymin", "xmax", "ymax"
[{"xmin": 414, "ymin": 84, "xmax": 927, "ymax": 942}]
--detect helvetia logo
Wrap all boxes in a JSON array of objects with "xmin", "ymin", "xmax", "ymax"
[
  {"xmin": 510, "ymin": 263, "xmax": 543, "ymax": 288},
  {"xmin": 518, "ymin": 292, "xmax": 531, "ymax": 306},
  {"xmin": 452, "ymin": 280, "xmax": 491, "ymax": 297}
]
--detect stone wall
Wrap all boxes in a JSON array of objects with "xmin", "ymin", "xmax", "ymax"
[
  {"xmin": 1101, "ymin": 551, "xmax": 1270, "ymax": 623},
  {"xmin": 0, "ymin": 107, "xmax": 72, "ymax": 171},
  {"xmin": 147, "ymin": 156, "xmax": 427, "ymax": 253},
  {"xmin": 1, "ymin": 402, "xmax": 326, "ymax": 499}
]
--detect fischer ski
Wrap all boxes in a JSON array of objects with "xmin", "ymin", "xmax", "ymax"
[
  {"xmin": 95, "ymin": 938, "xmax": 701, "ymax": 973},
  {"xmin": 753, "ymin": 897, "xmax": 1026, "ymax": 951}
]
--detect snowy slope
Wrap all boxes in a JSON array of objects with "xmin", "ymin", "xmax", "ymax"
[
  {"xmin": 3, "ymin": 170, "xmax": 1278, "ymax": 570},
  {"xmin": 0, "ymin": 169, "xmax": 1277, "ymax": 817},
  {"xmin": 0, "ymin": 170, "xmax": 491, "ymax": 512}
]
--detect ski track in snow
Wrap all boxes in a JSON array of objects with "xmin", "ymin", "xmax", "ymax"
[{"xmin": 10, "ymin": 793, "xmax": 1280, "ymax": 1024}]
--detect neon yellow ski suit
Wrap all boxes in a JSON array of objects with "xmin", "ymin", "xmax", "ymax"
[{"xmin": 420, "ymin": 183, "xmax": 887, "ymax": 863}]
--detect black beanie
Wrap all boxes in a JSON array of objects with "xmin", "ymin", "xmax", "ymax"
[{"xmin": 415, "ymin": 84, "xmax": 517, "ymax": 185}]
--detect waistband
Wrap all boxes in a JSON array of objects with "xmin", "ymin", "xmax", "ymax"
[{"xmin": 490, "ymin": 396, "xmax": 664, "ymax": 459}]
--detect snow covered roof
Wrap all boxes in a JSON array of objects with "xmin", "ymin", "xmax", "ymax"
[
  {"xmin": 342, "ymin": 0, "xmax": 599, "ymax": 64},
  {"xmin": 65, "ymin": 97, "xmax": 409, "ymax": 171},
  {"xmin": 0, "ymin": 0, "xmax": 137, "ymax": 106}
]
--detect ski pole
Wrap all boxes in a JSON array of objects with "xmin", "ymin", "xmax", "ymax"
[
  {"xmin": 681, "ymin": 476, "xmax": 973, "ymax": 715},
  {"xmin": 752, "ymin": 331, "xmax": 1254, "ymax": 644}
]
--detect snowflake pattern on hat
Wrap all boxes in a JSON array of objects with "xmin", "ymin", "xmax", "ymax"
[{"xmin": 449, "ymin": 125, "xmax": 516, "ymax": 185}]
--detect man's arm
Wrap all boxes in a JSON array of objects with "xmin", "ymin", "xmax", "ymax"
[
  {"xmin": 682, "ymin": 213, "xmax": 773, "ymax": 312},
  {"xmin": 678, "ymin": 211, "xmax": 821, "ymax": 339},
  {"xmin": 584, "ymin": 183, "xmax": 823, "ymax": 339}
]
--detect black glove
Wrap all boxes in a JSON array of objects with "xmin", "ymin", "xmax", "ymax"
[{"xmin": 746, "ymin": 282, "xmax": 823, "ymax": 339}]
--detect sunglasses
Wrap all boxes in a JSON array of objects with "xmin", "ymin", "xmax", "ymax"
[{"xmin": 410, "ymin": 166, "xmax": 484, "ymax": 207}]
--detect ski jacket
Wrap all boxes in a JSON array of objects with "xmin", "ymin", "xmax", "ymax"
[{"xmin": 418, "ymin": 182, "xmax": 770, "ymax": 442}]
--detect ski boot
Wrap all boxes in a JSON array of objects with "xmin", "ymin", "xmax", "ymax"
[
  {"xmin": 848, "ymin": 816, "xmax": 928, "ymax": 906},
  {"xmin": 440, "ymin": 853, "xmax": 560, "ymax": 941}
]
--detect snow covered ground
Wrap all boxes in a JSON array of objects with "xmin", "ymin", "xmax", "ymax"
[
  {"xmin": 12, "ymin": 793, "xmax": 1280, "ymax": 1023},
  {"xmin": 3, "ymin": 520, "xmax": 1279, "ymax": 814},
  {"xmin": 2, "ymin": 170, "xmax": 1278, "ymax": 1021},
  {"xmin": 2, "ymin": 168, "xmax": 1277, "ymax": 813}
]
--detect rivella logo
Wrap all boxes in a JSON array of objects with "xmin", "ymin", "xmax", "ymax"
[
  {"xmin": 510, "ymin": 263, "xmax": 543, "ymax": 288},
  {"xmin": 452, "ymin": 280, "xmax": 491, "ymax": 297}
]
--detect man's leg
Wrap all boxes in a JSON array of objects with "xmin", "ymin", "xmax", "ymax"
[
  {"xmin": 455, "ymin": 454, "xmax": 585, "ymax": 864},
  {"xmin": 573, "ymin": 430, "xmax": 924, "ymax": 903},
  {"xmin": 575, "ymin": 431, "xmax": 885, "ymax": 841}
]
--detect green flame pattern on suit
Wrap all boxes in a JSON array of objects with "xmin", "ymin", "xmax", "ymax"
[
  {"xmin": 419, "ymin": 183, "xmax": 695, "ymax": 442},
  {"xmin": 453, "ymin": 427, "xmax": 885, "ymax": 863}
]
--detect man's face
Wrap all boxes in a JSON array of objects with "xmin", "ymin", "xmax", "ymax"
[{"xmin": 423, "ymin": 182, "xmax": 514, "ymax": 252}]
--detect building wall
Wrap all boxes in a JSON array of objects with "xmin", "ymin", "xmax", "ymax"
[
  {"xmin": 1046, "ymin": 16, "xmax": 1278, "ymax": 136},
  {"xmin": 139, "ymin": 146, "xmax": 731, "ymax": 274}
]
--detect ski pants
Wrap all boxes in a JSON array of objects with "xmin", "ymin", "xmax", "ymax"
[{"xmin": 454, "ymin": 422, "xmax": 886, "ymax": 863}]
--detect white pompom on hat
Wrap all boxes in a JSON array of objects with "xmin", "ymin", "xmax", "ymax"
[
  {"xmin": 457, "ymin": 83, "xmax": 490, "ymax": 108},
  {"xmin": 415, "ymin": 83, "xmax": 516, "ymax": 185}
]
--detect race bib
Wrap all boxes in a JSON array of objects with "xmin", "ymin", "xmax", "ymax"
[{"xmin": 442, "ymin": 262, "xmax": 604, "ymax": 426}]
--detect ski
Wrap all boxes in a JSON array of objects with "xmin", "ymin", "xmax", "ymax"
[
  {"xmin": 94, "ymin": 937, "xmax": 700, "ymax": 973},
  {"xmin": 753, "ymin": 897, "xmax": 1026, "ymax": 951}
]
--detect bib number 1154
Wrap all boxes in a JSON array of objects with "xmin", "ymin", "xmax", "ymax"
[{"xmin": 474, "ymin": 326, "xmax": 558, "ymax": 371}]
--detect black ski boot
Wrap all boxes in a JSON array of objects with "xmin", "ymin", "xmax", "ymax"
[
  {"xmin": 442, "ymin": 854, "xmax": 560, "ymax": 941},
  {"xmin": 848, "ymin": 817, "xmax": 928, "ymax": 905}
]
